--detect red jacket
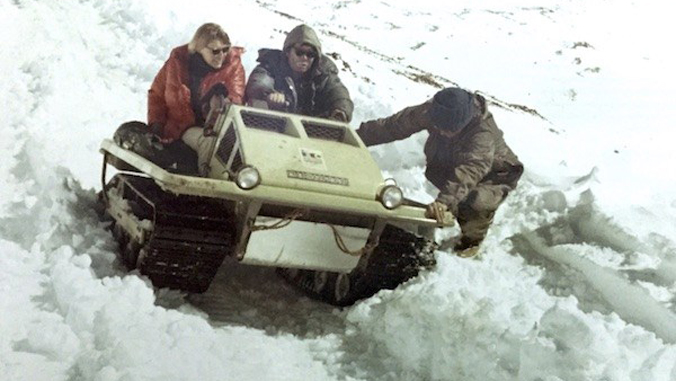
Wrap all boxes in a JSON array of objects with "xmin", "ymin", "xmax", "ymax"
[{"xmin": 148, "ymin": 44, "xmax": 245, "ymax": 141}]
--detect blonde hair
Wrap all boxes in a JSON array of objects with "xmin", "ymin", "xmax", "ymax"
[{"xmin": 188, "ymin": 23, "xmax": 231, "ymax": 53}]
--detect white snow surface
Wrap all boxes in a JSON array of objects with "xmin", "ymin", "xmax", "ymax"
[{"xmin": 2, "ymin": 1, "xmax": 676, "ymax": 380}]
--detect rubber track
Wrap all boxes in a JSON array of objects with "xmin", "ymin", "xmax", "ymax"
[
  {"xmin": 278, "ymin": 224, "xmax": 437, "ymax": 306},
  {"xmin": 116, "ymin": 176, "xmax": 236, "ymax": 293}
]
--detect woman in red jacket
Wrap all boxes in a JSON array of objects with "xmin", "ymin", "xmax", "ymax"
[{"xmin": 147, "ymin": 23, "xmax": 245, "ymax": 175}]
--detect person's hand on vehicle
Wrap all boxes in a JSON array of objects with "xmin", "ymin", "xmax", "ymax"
[
  {"xmin": 267, "ymin": 92, "xmax": 286, "ymax": 105},
  {"xmin": 328, "ymin": 109, "xmax": 348, "ymax": 122},
  {"xmin": 425, "ymin": 201, "xmax": 448, "ymax": 224}
]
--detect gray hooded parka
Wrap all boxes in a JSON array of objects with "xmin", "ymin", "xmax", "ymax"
[{"xmin": 245, "ymin": 24, "xmax": 354, "ymax": 121}]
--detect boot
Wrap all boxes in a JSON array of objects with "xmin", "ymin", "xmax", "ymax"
[{"xmin": 453, "ymin": 236, "xmax": 482, "ymax": 258}]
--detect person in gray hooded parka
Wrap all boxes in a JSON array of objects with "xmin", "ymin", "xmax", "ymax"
[
  {"xmin": 356, "ymin": 87, "xmax": 523, "ymax": 256},
  {"xmin": 245, "ymin": 24, "xmax": 354, "ymax": 121}
]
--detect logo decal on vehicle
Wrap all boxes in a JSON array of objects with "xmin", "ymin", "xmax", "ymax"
[
  {"xmin": 299, "ymin": 148, "xmax": 326, "ymax": 170},
  {"xmin": 287, "ymin": 170, "xmax": 349, "ymax": 186}
]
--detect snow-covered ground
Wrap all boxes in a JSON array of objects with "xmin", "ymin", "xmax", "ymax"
[{"xmin": 1, "ymin": 1, "xmax": 675, "ymax": 380}]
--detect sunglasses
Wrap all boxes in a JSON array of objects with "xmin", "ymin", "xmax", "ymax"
[
  {"xmin": 210, "ymin": 46, "xmax": 230, "ymax": 55},
  {"xmin": 293, "ymin": 47, "xmax": 316, "ymax": 59}
]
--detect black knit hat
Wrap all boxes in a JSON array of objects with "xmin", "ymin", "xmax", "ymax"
[{"xmin": 430, "ymin": 87, "xmax": 477, "ymax": 132}]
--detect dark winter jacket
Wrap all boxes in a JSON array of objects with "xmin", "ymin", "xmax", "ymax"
[
  {"xmin": 356, "ymin": 95, "xmax": 523, "ymax": 212},
  {"xmin": 244, "ymin": 26, "xmax": 353, "ymax": 121},
  {"xmin": 148, "ymin": 44, "xmax": 245, "ymax": 142}
]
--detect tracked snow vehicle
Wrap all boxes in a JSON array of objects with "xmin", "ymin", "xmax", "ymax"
[{"xmin": 99, "ymin": 104, "xmax": 453, "ymax": 306}]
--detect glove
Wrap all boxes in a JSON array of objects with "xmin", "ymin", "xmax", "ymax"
[
  {"xmin": 425, "ymin": 201, "xmax": 448, "ymax": 224},
  {"xmin": 328, "ymin": 109, "xmax": 348, "ymax": 122},
  {"xmin": 201, "ymin": 83, "xmax": 229, "ymax": 104}
]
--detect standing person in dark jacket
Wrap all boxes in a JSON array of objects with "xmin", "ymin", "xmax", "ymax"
[
  {"xmin": 245, "ymin": 24, "xmax": 353, "ymax": 122},
  {"xmin": 147, "ymin": 22, "xmax": 245, "ymax": 175},
  {"xmin": 356, "ymin": 87, "xmax": 523, "ymax": 257}
]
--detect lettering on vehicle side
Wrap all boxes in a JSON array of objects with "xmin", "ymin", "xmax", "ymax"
[{"xmin": 287, "ymin": 170, "xmax": 349, "ymax": 186}]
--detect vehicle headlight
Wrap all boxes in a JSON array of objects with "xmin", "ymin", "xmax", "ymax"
[
  {"xmin": 235, "ymin": 166, "xmax": 261, "ymax": 190},
  {"xmin": 380, "ymin": 185, "xmax": 403, "ymax": 209}
]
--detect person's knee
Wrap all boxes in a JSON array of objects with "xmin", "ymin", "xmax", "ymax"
[
  {"xmin": 464, "ymin": 185, "xmax": 511, "ymax": 212},
  {"xmin": 180, "ymin": 127, "xmax": 203, "ymax": 151}
]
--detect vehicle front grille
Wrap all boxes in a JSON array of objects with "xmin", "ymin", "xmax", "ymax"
[
  {"xmin": 231, "ymin": 150, "xmax": 243, "ymax": 172},
  {"xmin": 216, "ymin": 123, "xmax": 236, "ymax": 165},
  {"xmin": 302, "ymin": 121, "xmax": 345, "ymax": 142},
  {"xmin": 241, "ymin": 111, "xmax": 285, "ymax": 133}
]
